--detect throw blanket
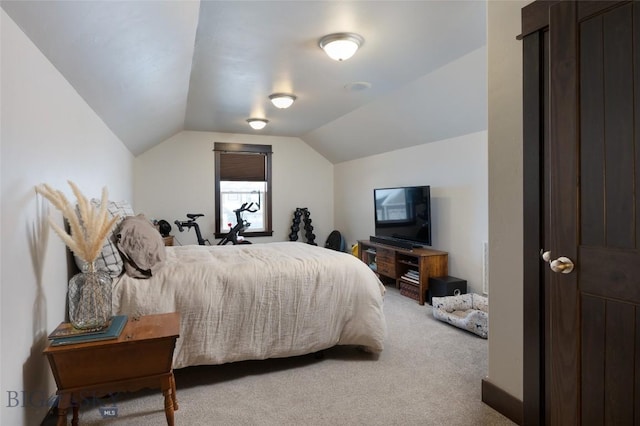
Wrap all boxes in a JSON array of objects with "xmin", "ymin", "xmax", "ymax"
[{"xmin": 113, "ymin": 242, "xmax": 386, "ymax": 368}]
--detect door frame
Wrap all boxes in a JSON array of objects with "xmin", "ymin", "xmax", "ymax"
[{"xmin": 522, "ymin": 3, "xmax": 558, "ymax": 423}]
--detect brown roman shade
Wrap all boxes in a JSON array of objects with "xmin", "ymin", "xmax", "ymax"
[
  {"xmin": 219, "ymin": 153, "xmax": 266, "ymax": 181},
  {"xmin": 214, "ymin": 142, "xmax": 271, "ymax": 182}
]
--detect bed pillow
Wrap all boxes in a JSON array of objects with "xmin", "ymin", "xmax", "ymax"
[
  {"xmin": 74, "ymin": 199, "xmax": 134, "ymax": 277},
  {"xmin": 116, "ymin": 214, "xmax": 166, "ymax": 279}
]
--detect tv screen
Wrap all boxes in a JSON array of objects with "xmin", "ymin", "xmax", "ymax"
[{"xmin": 374, "ymin": 185, "xmax": 431, "ymax": 246}]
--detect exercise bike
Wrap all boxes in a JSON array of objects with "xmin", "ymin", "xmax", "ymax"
[
  {"xmin": 217, "ymin": 202, "xmax": 258, "ymax": 245},
  {"xmin": 175, "ymin": 202, "xmax": 258, "ymax": 246},
  {"xmin": 174, "ymin": 214, "xmax": 211, "ymax": 245}
]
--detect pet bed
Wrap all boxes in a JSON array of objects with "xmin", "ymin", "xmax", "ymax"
[{"xmin": 431, "ymin": 293, "xmax": 488, "ymax": 338}]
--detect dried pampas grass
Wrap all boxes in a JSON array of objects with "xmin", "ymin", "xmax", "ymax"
[{"xmin": 35, "ymin": 181, "xmax": 119, "ymax": 265}]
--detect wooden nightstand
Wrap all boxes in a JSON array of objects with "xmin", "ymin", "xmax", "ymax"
[
  {"xmin": 162, "ymin": 235, "xmax": 174, "ymax": 246},
  {"xmin": 43, "ymin": 312, "xmax": 180, "ymax": 426}
]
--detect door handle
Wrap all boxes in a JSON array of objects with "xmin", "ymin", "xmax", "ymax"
[
  {"xmin": 549, "ymin": 256, "xmax": 574, "ymax": 274},
  {"xmin": 541, "ymin": 250, "xmax": 574, "ymax": 273},
  {"xmin": 540, "ymin": 250, "xmax": 551, "ymax": 263}
]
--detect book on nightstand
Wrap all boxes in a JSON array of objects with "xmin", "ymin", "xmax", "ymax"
[{"xmin": 48, "ymin": 315, "xmax": 128, "ymax": 346}]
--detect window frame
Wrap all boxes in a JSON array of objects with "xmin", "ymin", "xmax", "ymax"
[{"xmin": 213, "ymin": 142, "xmax": 273, "ymax": 238}]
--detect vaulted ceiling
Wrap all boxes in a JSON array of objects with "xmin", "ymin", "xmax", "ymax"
[{"xmin": 2, "ymin": 1, "xmax": 487, "ymax": 163}]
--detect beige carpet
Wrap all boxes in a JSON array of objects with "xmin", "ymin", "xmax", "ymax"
[{"xmin": 65, "ymin": 286, "xmax": 515, "ymax": 425}]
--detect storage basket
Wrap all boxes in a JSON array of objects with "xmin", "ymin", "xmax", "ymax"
[{"xmin": 399, "ymin": 280, "xmax": 419, "ymax": 301}]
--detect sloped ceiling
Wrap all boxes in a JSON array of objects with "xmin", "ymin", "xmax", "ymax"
[{"xmin": 1, "ymin": 1, "xmax": 487, "ymax": 163}]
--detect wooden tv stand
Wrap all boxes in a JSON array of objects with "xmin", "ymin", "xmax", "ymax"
[{"xmin": 358, "ymin": 240, "xmax": 448, "ymax": 305}]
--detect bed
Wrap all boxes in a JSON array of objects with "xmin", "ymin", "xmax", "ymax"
[{"xmin": 111, "ymin": 241, "xmax": 387, "ymax": 369}]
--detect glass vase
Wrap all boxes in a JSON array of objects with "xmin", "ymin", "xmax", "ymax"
[{"xmin": 68, "ymin": 262, "xmax": 112, "ymax": 330}]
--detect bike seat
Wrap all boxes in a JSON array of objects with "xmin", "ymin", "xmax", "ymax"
[{"xmin": 186, "ymin": 213, "xmax": 204, "ymax": 219}]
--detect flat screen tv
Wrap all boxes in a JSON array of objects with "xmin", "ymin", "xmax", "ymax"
[{"xmin": 373, "ymin": 185, "xmax": 431, "ymax": 247}]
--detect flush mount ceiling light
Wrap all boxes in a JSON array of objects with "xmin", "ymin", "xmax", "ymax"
[
  {"xmin": 247, "ymin": 118, "xmax": 269, "ymax": 130},
  {"xmin": 269, "ymin": 93, "xmax": 297, "ymax": 109},
  {"xmin": 318, "ymin": 32, "xmax": 364, "ymax": 61}
]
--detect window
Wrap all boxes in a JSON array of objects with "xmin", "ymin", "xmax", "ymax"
[{"xmin": 214, "ymin": 142, "xmax": 272, "ymax": 238}]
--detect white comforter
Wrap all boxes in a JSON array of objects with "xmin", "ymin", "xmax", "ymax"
[{"xmin": 112, "ymin": 242, "xmax": 386, "ymax": 369}]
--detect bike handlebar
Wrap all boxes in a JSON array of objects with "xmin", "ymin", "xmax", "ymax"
[{"xmin": 236, "ymin": 202, "xmax": 259, "ymax": 213}]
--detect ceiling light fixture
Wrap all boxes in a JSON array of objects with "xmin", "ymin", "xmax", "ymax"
[
  {"xmin": 318, "ymin": 32, "xmax": 364, "ymax": 61},
  {"xmin": 246, "ymin": 118, "xmax": 269, "ymax": 130},
  {"xmin": 269, "ymin": 93, "xmax": 297, "ymax": 109}
]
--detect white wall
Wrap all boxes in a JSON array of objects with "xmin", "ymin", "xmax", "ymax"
[
  {"xmin": 0, "ymin": 11, "xmax": 134, "ymax": 425},
  {"xmin": 134, "ymin": 131, "xmax": 334, "ymax": 246},
  {"xmin": 334, "ymin": 131, "xmax": 488, "ymax": 295},
  {"xmin": 487, "ymin": 0, "xmax": 528, "ymax": 401}
]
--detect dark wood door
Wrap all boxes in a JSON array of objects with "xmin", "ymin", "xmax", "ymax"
[{"xmin": 523, "ymin": 1, "xmax": 640, "ymax": 424}]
